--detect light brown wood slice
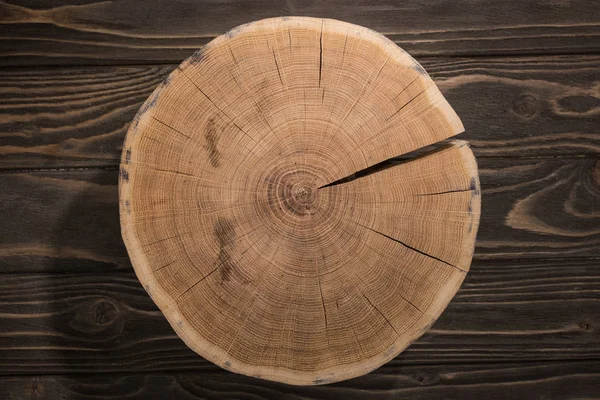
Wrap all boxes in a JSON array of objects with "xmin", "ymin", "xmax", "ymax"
[{"xmin": 119, "ymin": 17, "xmax": 480, "ymax": 385}]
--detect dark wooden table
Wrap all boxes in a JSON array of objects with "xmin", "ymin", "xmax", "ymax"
[{"xmin": 1, "ymin": 1, "xmax": 599, "ymax": 399}]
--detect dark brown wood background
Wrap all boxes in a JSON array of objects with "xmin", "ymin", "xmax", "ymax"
[{"xmin": 1, "ymin": 1, "xmax": 599, "ymax": 399}]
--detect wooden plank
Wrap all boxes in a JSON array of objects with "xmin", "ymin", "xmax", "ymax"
[
  {"xmin": 0, "ymin": 168, "xmax": 129, "ymax": 272},
  {"xmin": 0, "ymin": 158, "xmax": 598, "ymax": 274},
  {"xmin": 1, "ymin": 361, "xmax": 599, "ymax": 399},
  {"xmin": 0, "ymin": 261, "xmax": 597, "ymax": 373},
  {"xmin": 476, "ymin": 158, "xmax": 600, "ymax": 260},
  {"xmin": 1, "ymin": 56, "xmax": 599, "ymax": 169},
  {"xmin": 1, "ymin": 0, "xmax": 599, "ymax": 66},
  {"xmin": 0, "ymin": 66, "xmax": 166, "ymax": 169}
]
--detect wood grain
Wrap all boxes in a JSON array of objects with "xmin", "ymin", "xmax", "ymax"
[
  {"xmin": 1, "ymin": 361, "xmax": 599, "ymax": 399},
  {"xmin": 1, "ymin": 55, "xmax": 598, "ymax": 170},
  {"xmin": 0, "ymin": 259, "xmax": 597, "ymax": 374},
  {"xmin": 1, "ymin": 0, "xmax": 599, "ymax": 66},
  {"xmin": 476, "ymin": 158, "xmax": 600, "ymax": 259},
  {"xmin": 0, "ymin": 66, "xmax": 168, "ymax": 169},
  {"xmin": 0, "ymin": 158, "xmax": 597, "ymax": 274},
  {"xmin": 0, "ymin": 168, "xmax": 130, "ymax": 272}
]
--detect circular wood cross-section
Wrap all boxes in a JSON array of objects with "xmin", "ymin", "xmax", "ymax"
[{"xmin": 119, "ymin": 17, "xmax": 481, "ymax": 385}]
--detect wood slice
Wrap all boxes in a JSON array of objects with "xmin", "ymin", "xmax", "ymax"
[{"xmin": 119, "ymin": 17, "xmax": 481, "ymax": 385}]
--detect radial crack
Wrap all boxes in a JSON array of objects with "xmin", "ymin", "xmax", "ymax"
[
  {"xmin": 391, "ymin": 75, "xmax": 420, "ymax": 103},
  {"xmin": 317, "ymin": 256, "xmax": 328, "ymax": 329},
  {"xmin": 356, "ymin": 222, "xmax": 465, "ymax": 272},
  {"xmin": 151, "ymin": 117, "xmax": 191, "ymax": 139},
  {"xmin": 416, "ymin": 188, "xmax": 474, "ymax": 196},
  {"xmin": 386, "ymin": 87, "xmax": 429, "ymax": 122},
  {"xmin": 318, "ymin": 19, "xmax": 324, "ymax": 87},
  {"xmin": 153, "ymin": 167, "xmax": 199, "ymax": 178},
  {"xmin": 272, "ymin": 49, "xmax": 284, "ymax": 86},
  {"xmin": 179, "ymin": 266, "xmax": 219, "ymax": 298},
  {"xmin": 179, "ymin": 68, "xmax": 226, "ymax": 116},
  {"xmin": 178, "ymin": 66, "xmax": 264, "ymax": 149},
  {"xmin": 142, "ymin": 232, "xmax": 188, "ymax": 247},
  {"xmin": 154, "ymin": 260, "xmax": 178, "ymax": 272},
  {"xmin": 352, "ymin": 262, "xmax": 424, "ymax": 316},
  {"xmin": 228, "ymin": 45, "xmax": 238, "ymax": 65},
  {"xmin": 318, "ymin": 141, "xmax": 462, "ymax": 190},
  {"xmin": 317, "ymin": 159, "xmax": 394, "ymax": 189},
  {"xmin": 362, "ymin": 293, "xmax": 400, "ymax": 337}
]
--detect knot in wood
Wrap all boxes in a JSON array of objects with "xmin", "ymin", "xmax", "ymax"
[
  {"xmin": 93, "ymin": 299, "xmax": 119, "ymax": 325},
  {"xmin": 513, "ymin": 94, "xmax": 538, "ymax": 118}
]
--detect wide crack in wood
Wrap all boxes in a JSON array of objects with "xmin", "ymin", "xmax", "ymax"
[{"xmin": 319, "ymin": 141, "xmax": 460, "ymax": 190}]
